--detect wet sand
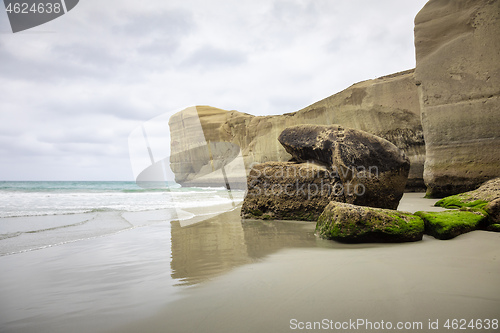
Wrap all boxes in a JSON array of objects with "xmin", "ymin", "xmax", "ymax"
[
  {"xmin": 111, "ymin": 194, "xmax": 500, "ymax": 333},
  {"xmin": 1, "ymin": 194, "xmax": 499, "ymax": 333}
]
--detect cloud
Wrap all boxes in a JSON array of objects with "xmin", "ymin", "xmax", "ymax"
[
  {"xmin": 0, "ymin": 0, "xmax": 430, "ymax": 180},
  {"xmin": 181, "ymin": 45, "xmax": 247, "ymax": 69},
  {"xmin": 113, "ymin": 9, "xmax": 194, "ymax": 37}
]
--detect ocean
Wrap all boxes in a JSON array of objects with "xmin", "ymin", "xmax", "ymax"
[
  {"xmin": 0, "ymin": 181, "xmax": 244, "ymax": 256},
  {"xmin": 0, "ymin": 181, "xmax": 247, "ymax": 332}
]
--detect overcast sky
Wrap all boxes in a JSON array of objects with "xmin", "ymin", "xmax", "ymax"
[{"xmin": 0, "ymin": 0, "xmax": 429, "ymax": 181}]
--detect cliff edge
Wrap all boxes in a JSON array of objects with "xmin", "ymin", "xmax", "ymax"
[{"xmin": 415, "ymin": 0, "xmax": 500, "ymax": 197}]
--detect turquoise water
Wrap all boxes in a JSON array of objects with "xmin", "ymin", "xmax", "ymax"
[
  {"xmin": 0, "ymin": 181, "xmax": 244, "ymax": 255},
  {"xmin": 0, "ymin": 181, "xmax": 141, "ymax": 192},
  {"xmin": 0, "ymin": 180, "xmax": 209, "ymax": 193},
  {"xmin": 0, "ymin": 181, "xmax": 239, "ymax": 217}
]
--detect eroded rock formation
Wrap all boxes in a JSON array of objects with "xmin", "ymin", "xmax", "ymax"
[
  {"xmin": 168, "ymin": 69, "xmax": 424, "ymax": 190},
  {"xmin": 415, "ymin": 0, "xmax": 500, "ymax": 197},
  {"xmin": 485, "ymin": 199, "xmax": 500, "ymax": 227},
  {"xmin": 435, "ymin": 177, "xmax": 500, "ymax": 209},
  {"xmin": 168, "ymin": 0, "xmax": 500, "ymax": 196}
]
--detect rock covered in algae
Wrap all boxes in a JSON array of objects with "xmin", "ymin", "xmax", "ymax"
[
  {"xmin": 316, "ymin": 202, "xmax": 424, "ymax": 243},
  {"xmin": 414, "ymin": 210, "xmax": 488, "ymax": 240}
]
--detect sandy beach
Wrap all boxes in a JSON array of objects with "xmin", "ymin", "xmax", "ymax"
[
  {"xmin": 114, "ymin": 233, "xmax": 500, "ymax": 333},
  {"xmin": 111, "ymin": 193, "xmax": 499, "ymax": 333},
  {"xmin": 1, "ymin": 193, "xmax": 499, "ymax": 333}
]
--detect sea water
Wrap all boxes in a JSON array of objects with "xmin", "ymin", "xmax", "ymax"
[
  {"xmin": 0, "ymin": 181, "xmax": 245, "ymax": 332},
  {"xmin": 0, "ymin": 181, "xmax": 244, "ymax": 256}
]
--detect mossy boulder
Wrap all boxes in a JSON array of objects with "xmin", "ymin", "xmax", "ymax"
[
  {"xmin": 433, "ymin": 178, "xmax": 500, "ymax": 232},
  {"xmin": 316, "ymin": 202, "xmax": 424, "ymax": 243},
  {"xmin": 435, "ymin": 178, "xmax": 500, "ymax": 209},
  {"xmin": 434, "ymin": 195, "xmax": 488, "ymax": 209},
  {"xmin": 414, "ymin": 210, "xmax": 488, "ymax": 240}
]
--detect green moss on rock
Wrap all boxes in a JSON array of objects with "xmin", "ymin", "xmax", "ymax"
[
  {"xmin": 414, "ymin": 210, "xmax": 488, "ymax": 240},
  {"xmin": 434, "ymin": 178, "xmax": 500, "ymax": 209},
  {"xmin": 487, "ymin": 224, "xmax": 500, "ymax": 232},
  {"xmin": 316, "ymin": 202, "xmax": 424, "ymax": 243},
  {"xmin": 249, "ymin": 209, "xmax": 263, "ymax": 217},
  {"xmin": 435, "ymin": 195, "xmax": 488, "ymax": 209}
]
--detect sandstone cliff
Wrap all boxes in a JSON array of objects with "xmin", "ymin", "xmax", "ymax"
[
  {"xmin": 169, "ymin": 69, "xmax": 425, "ymax": 190},
  {"xmin": 415, "ymin": 0, "xmax": 500, "ymax": 197}
]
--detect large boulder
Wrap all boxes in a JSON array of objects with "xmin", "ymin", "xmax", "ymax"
[
  {"xmin": 414, "ymin": 0, "xmax": 500, "ymax": 197},
  {"xmin": 241, "ymin": 162, "xmax": 341, "ymax": 221},
  {"xmin": 316, "ymin": 202, "xmax": 424, "ymax": 243},
  {"xmin": 242, "ymin": 125, "xmax": 411, "ymax": 221},
  {"xmin": 278, "ymin": 124, "xmax": 410, "ymax": 210}
]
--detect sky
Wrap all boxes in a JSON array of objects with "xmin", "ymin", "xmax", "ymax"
[{"xmin": 0, "ymin": 0, "xmax": 429, "ymax": 181}]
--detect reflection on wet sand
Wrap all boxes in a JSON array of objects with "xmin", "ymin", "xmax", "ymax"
[
  {"xmin": 170, "ymin": 208, "xmax": 250, "ymax": 286},
  {"xmin": 170, "ymin": 207, "xmax": 335, "ymax": 286}
]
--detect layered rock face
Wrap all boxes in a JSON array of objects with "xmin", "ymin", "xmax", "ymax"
[
  {"xmin": 415, "ymin": 0, "xmax": 500, "ymax": 197},
  {"xmin": 168, "ymin": 69, "xmax": 424, "ymax": 190}
]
